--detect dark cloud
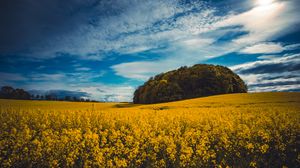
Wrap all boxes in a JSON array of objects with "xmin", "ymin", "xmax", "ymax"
[
  {"xmin": 0, "ymin": 0, "xmax": 119, "ymax": 54},
  {"xmin": 234, "ymin": 55, "xmax": 300, "ymax": 74},
  {"xmin": 261, "ymin": 74, "xmax": 299, "ymax": 81},
  {"xmin": 248, "ymin": 81, "xmax": 300, "ymax": 88}
]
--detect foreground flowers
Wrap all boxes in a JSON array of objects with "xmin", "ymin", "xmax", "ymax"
[{"xmin": 0, "ymin": 92, "xmax": 299, "ymax": 167}]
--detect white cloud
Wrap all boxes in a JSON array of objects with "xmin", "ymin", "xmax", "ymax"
[
  {"xmin": 240, "ymin": 42, "xmax": 284, "ymax": 54},
  {"xmin": 240, "ymin": 42, "xmax": 300, "ymax": 54},
  {"xmin": 257, "ymin": 55, "xmax": 279, "ymax": 60},
  {"xmin": 112, "ymin": 61, "xmax": 169, "ymax": 80},
  {"xmin": 219, "ymin": 1, "xmax": 299, "ymax": 45}
]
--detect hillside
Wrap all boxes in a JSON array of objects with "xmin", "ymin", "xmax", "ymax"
[{"xmin": 0, "ymin": 92, "xmax": 299, "ymax": 167}]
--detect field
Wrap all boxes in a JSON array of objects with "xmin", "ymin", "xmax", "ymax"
[{"xmin": 0, "ymin": 92, "xmax": 299, "ymax": 167}]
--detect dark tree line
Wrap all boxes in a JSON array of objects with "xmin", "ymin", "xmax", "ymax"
[
  {"xmin": 0, "ymin": 86, "xmax": 97, "ymax": 102},
  {"xmin": 134, "ymin": 64, "xmax": 247, "ymax": 104},
  {"xmin": 0, "ymin": 86, "xmax": 31, "ymax": 100}
]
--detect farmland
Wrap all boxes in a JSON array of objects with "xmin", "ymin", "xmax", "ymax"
[{"xmin": 0, "ymin": 92, "xmax": 299, "ymax": 167}]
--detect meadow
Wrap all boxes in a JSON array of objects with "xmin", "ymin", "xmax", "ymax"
[{"xmin": 0, "ymin": 92, "xmax": 299, "ymax": 167}]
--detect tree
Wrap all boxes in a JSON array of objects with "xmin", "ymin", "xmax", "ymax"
[{"xmin": 133, "ymin": 64, "xmax": 247, "ymax": 104}]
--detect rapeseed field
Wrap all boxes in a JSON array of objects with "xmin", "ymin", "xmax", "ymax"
[{"xmin": 0, "ymin": 92, "xmax": 299, "ymax": 167}]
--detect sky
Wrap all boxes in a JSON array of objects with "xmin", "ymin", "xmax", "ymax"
[{"xmin": 0, "ymin": 0, "xmax": 300, "ymax": 102}]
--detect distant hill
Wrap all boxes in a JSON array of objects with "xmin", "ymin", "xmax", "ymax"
[{"xmin": 134, "ymin": 64, "xmax": 247, "ymax": 104}]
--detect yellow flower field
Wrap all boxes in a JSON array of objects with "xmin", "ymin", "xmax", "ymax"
[{"xmin": 0, "ymin": 92, "xmax": 299, "ymax": 167}]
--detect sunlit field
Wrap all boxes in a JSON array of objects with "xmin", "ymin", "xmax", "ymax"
[{"xmin": 0, "ymin": 92, "xmax": 299, "ymax": 167}]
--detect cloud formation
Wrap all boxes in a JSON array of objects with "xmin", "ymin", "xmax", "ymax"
[{"xmin": 231, "ymin": 54, "xmax": 300, "ymax": 92}]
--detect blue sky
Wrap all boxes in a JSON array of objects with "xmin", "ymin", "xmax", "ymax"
[{"xmin": 0, "ymin": 0, "xmax": 300, "ymax": 101}]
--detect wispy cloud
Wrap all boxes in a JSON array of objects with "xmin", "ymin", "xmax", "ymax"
[
  {"xmin": 75, "ymin": 67, "xmax": 91, "ymax": 71},
  {"xmin": 240, "ymin": 42, "xmax": 300, "ymax": 54},
  {"xmin": 240, "ymin": 42, "xmax": 284, "ymax": 54},
  {"xmin": 257, "ymin": 55, "xmax": 280, "ymax": 60},
  {"xmin": 29, "ymin": 73, "xmax": 66, "ymax": 81}
]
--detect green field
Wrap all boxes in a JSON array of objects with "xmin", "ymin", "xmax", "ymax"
[{"xmin": 0, "ymin": 92, "xmax": 299, "ymax": 167}]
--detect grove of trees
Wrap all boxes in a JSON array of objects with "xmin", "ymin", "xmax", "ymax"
[{"xmin": 134, "ymin": 64, "xmax": 247, "ymax": 104}]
